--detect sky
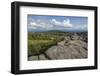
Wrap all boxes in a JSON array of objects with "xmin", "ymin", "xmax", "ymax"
[{"xmin": 28, "ymin": 15, "xmax": 88, "ymax": 32}]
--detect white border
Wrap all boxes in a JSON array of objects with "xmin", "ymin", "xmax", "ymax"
[{"xmin": 20, "ymin": 6, "xmax": 95, "ymax": 70}]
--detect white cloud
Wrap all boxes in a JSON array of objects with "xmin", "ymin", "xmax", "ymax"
[
  {"xmin": 66, "ymin": 24, "xmax": 87, "ymax": 31},
  {"xmin": 51, "ymin": 19, "xmax": 61, "ymax": 25},
  {"xmin": 28, "ymin": 26, "xmax": 37, "ymax": 29},
  {"xmin": 29, "ymin": 22, "xmax": 37, "ymax": 26},
  {"xmin": 75, "ymin": 25, "xmax": 87, "ymax": 30},
  {"xmin": 28, "ymin": 18, "xmax": 73, "ymax": 30},
  {"xmin": 28, "ymin": 18, "xmax": 87, "ymax": 31},
  {"xmin": 63, "ymin": 19, "xmax": 73, "ymax": 28},
  {"xmin": 51, "ymin": 18, "xmax": 73, "ymax": 28},
  {"xmin": 28, "ymin": 19, "xmax": 53, "ymax": 29}
]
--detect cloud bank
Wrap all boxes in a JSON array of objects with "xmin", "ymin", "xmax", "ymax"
[{"xmin": 28, "ymin": 17, "xmax": 87, "ymax": 32}]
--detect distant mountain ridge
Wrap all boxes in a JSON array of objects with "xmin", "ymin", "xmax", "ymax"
[{"xmin": 28, "ymin": 29, "xmax": 87, "ymax": 33}]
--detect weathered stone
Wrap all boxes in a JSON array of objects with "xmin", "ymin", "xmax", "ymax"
[
  {"xmin": 29, "ymin": 34, "xmax": 88, "ymax": 60},
  {"xmin": 28, "ymin": 56, "xmax": 39, "ymax": 61},
  {"xmin": 39, "ymin": 54, "xmax": 48, "ymax": 60},
  {"xmin": 45, "ymin": 36, "xmax": 87, "ymax": 59}
]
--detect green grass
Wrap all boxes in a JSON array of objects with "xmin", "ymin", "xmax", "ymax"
[
  {"xmin": 28, "ymin": 31, "xmax": 65, "ymax": 57},
  {"xmin": 28, "ymin": 31, "xmax": 88, "ymax": 57}
]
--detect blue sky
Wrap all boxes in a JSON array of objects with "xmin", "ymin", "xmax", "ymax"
[{"xmin": 28, "ymin": 15, "xmax": 88, "ymax": 32}]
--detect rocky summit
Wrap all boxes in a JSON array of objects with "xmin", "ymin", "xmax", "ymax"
[
  {"xmin": 28, "ymin": 33, "xmax": 88, "ymax": 60},
  {"xmin": 45, "ymin": 34, "xmax": 88, "ymax": 60}
]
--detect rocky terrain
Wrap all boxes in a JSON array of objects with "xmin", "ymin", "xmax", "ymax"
[{"xmin": 28, "ymin": 33, "xmax": 88, "ymax": 61}]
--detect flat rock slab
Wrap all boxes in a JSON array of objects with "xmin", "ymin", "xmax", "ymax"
[
  {"xmin": 28, "ymin": 54, "xmax": 48, "ymax": 61},
  {"xmin": 39, "ymin": 54, "xmax": 48, "ymax": 60},
  {"xmin": 28, "ymin": 56, "xmax": 39, "ymax": 61},
  {"xmin": 28, "ymin": 35, "xmax": 88, "ymax": 60},
  {"xmin": 45, "ymin": 40, "xmax": 87, "ymax": 60}
]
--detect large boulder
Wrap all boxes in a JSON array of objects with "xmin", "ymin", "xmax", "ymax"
[{"xmin": 45, "ymin": 39, "xmax": 87, "ymax": 60}]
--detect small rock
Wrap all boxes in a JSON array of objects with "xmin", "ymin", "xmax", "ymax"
[
  {"xmin": 28, "ymin": 56, "xmax": 39, "ymax": 61},
  {"xmin": 39, "ymin": 54, "xmax": 48, "ymax": 60}
]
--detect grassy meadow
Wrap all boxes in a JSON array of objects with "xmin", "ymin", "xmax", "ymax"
[{"xmin": 28, "ymin": 31, "xmax": 68, "ymax": 57}]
